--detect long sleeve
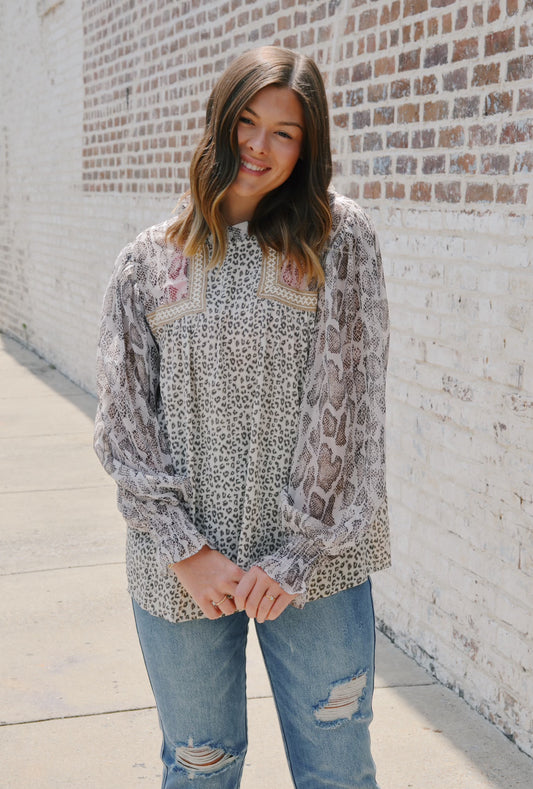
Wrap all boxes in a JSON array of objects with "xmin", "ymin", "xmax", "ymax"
[
  {"xmin": 94, "ymin": 245, "xmax": 207, "ymax": 569},
  {"xmin": 256, "ymin": 200, "xmax": 390, "ymax": 601}
]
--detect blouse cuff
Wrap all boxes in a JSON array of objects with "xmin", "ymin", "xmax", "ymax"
[
  {"xmin": 254, "ymin": 533, "xmax": 323, "ymax": 608},
  {"xmin": 117, "ymin": 487, "xmax": 208, "ymax": 572},
  {"xmin": 158, "ymin": 530, "xmax": 208, "ymax": 571}
]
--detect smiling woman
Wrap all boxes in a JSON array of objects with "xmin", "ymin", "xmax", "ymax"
[{"xmin": 94, "ymin": 45, "xmax": 390, "ymax": 789}]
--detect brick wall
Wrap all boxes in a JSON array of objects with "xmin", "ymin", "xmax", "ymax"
[
  {"xmin": 1, "ymin": 0, "xmax": 532, "ymax": 757},
  {"xmin": 81, "ymin": 0, "xmax": 533, "ymax": 213},
  {"xmin": 329, "ymin": 0, "xmax": 533, "ymax": 212}
]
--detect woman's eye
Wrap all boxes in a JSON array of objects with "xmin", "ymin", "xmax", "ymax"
[
  {"xmin": 239, "ymin": 116, "xmax": 253, "ymax": 125},
  {"xmin": 276, "ymin": 130, "xmax": 292, "ymax": 140}
]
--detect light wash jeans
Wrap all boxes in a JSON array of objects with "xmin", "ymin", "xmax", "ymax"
[{"xmin": 132, "ymin": 581, "xmax": 379, "ymax": 789}]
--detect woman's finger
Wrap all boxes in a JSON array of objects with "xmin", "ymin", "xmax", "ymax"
[
  {"xmin": 266, "ymin": 593, "xmax": 293, "ymax": 621},
  {"xmin": 244, "ymin": 579, "xmax": 269, "ymax": 619},
  {"xmin": 240, "ymin": 569, "xmax": 276, "ymax": 619},
  {"xmin": 233, "ymin": 572, "xmax": 257, "ymax": 612},
  {"xmin": 200, "ymin": 599, "xmax": 226, "ymax": 620},
  {"xmin": 255, "ymin": 591, "xmax": 279, "ymax": 623},
  {"xmin": 236, "ymin": 566, "xmax": 271, "ymax": 600},
  {"xmin": 213, "ymin": 593, "xmax": 237, "ymax": 617},
  {"xmin": 235, "ymin": 567, "xmax": 298, "ymax": 620}
]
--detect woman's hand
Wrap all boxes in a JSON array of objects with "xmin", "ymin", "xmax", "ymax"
[
  {"xmin": 169, "ymin": 546, "xmax": 245, "ymax": 620},
  {"xmin": 234, "ymin": 566, "xmax": 298, "ymax": 623}
]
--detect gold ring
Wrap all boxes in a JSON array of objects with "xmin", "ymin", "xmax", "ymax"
[
  {"xmin": 212, "ymin": 595, "xmax": 227, "ymax": 607},
  {"xmin": 266, "ymin": 594, "xmax": 277, "ymax": 602}
]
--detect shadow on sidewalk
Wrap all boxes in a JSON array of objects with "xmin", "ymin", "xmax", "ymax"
[
  {"xmin": 1, "ymin": 331, "xmax": 97, "ymax": 423},
  {"xmin": 374, "ymin": 632, "xmax": 533, "ymax": 787}
]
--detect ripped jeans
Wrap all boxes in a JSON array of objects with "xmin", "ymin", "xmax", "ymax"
[{"xmin": 132, "ymin": 581, "xmax": 379, "ymax": 789}]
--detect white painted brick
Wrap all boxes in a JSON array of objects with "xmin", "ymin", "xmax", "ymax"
[
  {"xmin": 508, "ymin": 272, "xmax": 533, "ymax": 300},
  {"xmin": 479, "ymin": 268, "xmax": 511, "ymax": 295},
  {"xmin": 463, "ymin": 238, "xmax": 530, "ymax": 268},
  {"xmin": 442, "ymin": 263, "xmax": 480, "ymax": 292},
  {"xmin": 494, "ymin": 596, "xmax": 531, "ymax": 636},
  {"xmin": 424, "ymin": 340, "xmax": 461, "ymax": 369},
  {"xmin": 496, "ymin": 626, "xmax": 532, "ymax": 672},
  {"xmin": 440, "ymin": 210, "xmax": 505, "ymax": 236}
]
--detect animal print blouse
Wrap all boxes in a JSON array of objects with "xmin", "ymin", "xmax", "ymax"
[{"xmin": 94, "ymin": 193, "xmax": 390, "ymax": 622}]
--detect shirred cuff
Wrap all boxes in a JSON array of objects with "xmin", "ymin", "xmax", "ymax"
[
  {"xmin": 255, "ymin": 490, "xmax": 326, "ymax": 603},
  {"xmin": 158, "ymin": 530, "xmax": 208, "ymax": 571},
  {"xmin": 255, "ymin": 486, "xmax": 370, "ymax": 606},
  {"xmin": 116, "ymin": 487, "xmax": 207, "ymax": 571},
  {"xmin": 254, "ymin": 532, "xmax": 323, "ymax": 608}
]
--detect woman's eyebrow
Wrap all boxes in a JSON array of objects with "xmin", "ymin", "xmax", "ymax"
[{"xmin": 243, "ymin": 105, "xmax": 304, "ymax": 131}]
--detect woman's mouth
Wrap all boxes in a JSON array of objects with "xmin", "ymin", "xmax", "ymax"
[{"xmin": 240, "ymin": 158, "xmax": 270, "ymax": 174}]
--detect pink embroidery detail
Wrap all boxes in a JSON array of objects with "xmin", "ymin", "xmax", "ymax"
[
  {"xmin": 280, "ymin": 259, "xmax": 304, "ymax": 290},
  {"xmin": 166, "ymin": 252, "xmax": 188, "ymax": 302}
]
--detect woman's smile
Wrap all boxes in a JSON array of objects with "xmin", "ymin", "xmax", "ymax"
[{"xmin": 239, "ymin": 155, "xmax": 271, "ymax": 174}]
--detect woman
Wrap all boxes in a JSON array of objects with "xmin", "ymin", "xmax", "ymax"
[{"xmin": 94, "ymin": 46, "xmax": 390, "ymax": 789}]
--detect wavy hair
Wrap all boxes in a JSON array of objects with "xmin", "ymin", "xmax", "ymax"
[{"xmin": 166, "ymin": 46, "xmax": 332, "ymax": 286}]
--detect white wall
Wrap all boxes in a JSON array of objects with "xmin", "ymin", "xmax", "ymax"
[{"xmin": 374, "ymin": 205, "xmax": 533, "ymax": 752}]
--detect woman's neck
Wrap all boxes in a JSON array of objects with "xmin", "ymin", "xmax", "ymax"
[{"xmin": 221, "ymin": 196, "xmax": 255, "ymax": 227}]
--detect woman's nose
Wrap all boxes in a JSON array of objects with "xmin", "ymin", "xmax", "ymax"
[{"xmin": 248, "ymin": 129, "xmax": 268, "ymax": 154}]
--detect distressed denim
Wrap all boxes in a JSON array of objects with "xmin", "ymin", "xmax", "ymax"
[{"xmin": 132, "ymin": 581, "xmax": 379, "ymax": 788}]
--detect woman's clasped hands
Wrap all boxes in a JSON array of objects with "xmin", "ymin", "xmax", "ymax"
[{"xmin": 169, "ymin": 545, "xmax": 297, "ymax": 623}]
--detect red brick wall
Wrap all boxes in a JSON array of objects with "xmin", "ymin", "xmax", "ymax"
[
  {"xmin": 332, "ymin": 0, "xmax": 532, "ymax": 211},
  {"xmin": 82, "ymin": 0, "xmax": 533, "ymax": 215}
]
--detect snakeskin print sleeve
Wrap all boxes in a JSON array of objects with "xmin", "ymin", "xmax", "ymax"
[
  {"xmin": 256, "ymin": 197, "xmax": 390, "ymax": 601},
  {"xmin": 94, "ymin": 246, "xmax": 208, "ymax": 569}
]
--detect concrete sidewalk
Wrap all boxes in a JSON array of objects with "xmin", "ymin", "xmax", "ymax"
[{"xmin": 0, "ymin": 332, "xmax": 531, "ymax": 788}]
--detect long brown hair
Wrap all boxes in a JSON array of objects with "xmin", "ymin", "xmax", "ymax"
[{"xmin": 166, "ymin": 46, "xmax": 332, "ymax": 286}]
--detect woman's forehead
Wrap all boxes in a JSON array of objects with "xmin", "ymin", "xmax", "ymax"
[{"xmin": 244, "ymin": 86, "xmax": 305, "ymax": 127}]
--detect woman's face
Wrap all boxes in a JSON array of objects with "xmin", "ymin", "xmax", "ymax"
[{"xmin": 222, "ymin": 85, "xmax": 305, "ymax": 225}]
